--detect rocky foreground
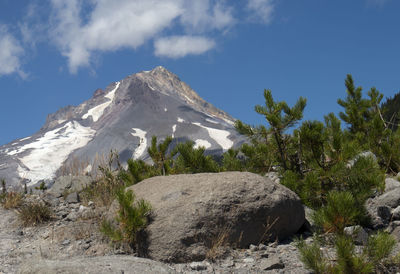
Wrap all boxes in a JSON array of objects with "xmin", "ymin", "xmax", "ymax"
[{"xmin": 1, "ymin": 172, "xmax": 400, "ymax": 273}]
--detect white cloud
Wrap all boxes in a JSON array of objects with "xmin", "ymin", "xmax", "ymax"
[
  {"xmin": 180, "ymin": 1, "xmax": 234, "ymax": 33},
  {"xmin": 46, "ymin": 0, "xmax": 277, "ymax": 72},
  {"xmin": 154, "ymin": 35, "xmax": 216, "ymax": 58},
  {"xmin": 246, "ymin": 0, "xmax": 275, "ymax": 24},
  {"xmin": 0, "ymin": 25, "xmax": 25, "ymax": 77},
  {"xmin": 50, "ymin": 0, "xmax": 183, "ymax": 73}
]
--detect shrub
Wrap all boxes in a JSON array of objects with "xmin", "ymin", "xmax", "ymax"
[
  {"xmin": 80, "ymin": 151, "xmax": 125, "ymax": 207},
  {"xmin": 120, "ymin": 159, "xmax": 156, "ymax": 186},
  {"xmin": 297, "ymin": 232, "xmax": 397, "ymax": 273},
  {"xmin": 1, "ymin": 192, "xmax": 23, "ymax": 209},
  {"xmin": 172, "ymin": 141, "xmax": 219, "ymax": 173},
  {"xmin": 221, "ymin": 148, "xmax": 244, "ymax": 172},
  {"xmin": 365, "ymin": 231, "xmax": 396, "ymax": 265},
  {"xmin": 18, "ymin": 202, "xmax": 52, "ymax": 226},
  {"xmin": 1, "ymin": 178, "xmax": 5, "ymax": 194},
  {"xmin": 313, "ymin": 191, "xmax": 360, "ymax": 234},
  {"xmin": 147, "ymin": 135, "xmax": 174, "ymax": 176},
  {"xmin": 296, "ymin": 237, "xmax": 328, "ymax": 274},
  {"xmin": 100, "ymin": 188, "xmax": 152, "ymax": 250}
]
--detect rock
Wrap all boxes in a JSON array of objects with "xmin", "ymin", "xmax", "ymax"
[
  {"xmin": 375, "ymin": 188, "xmax": 400, "ymax": 209},
  {"xmin": 366, "ymin": 188, "xmax": 400, "ymax": 228},
  {"xmin": 344, "ymin": 226, "xmax": 368, "ymax": 245},
  {"xmin": 265, "ymin": 172, "xmax": 280, "ymax": 184},
  {"xmin": 107, "ymin": 172, "xmax": 305, "ymax": 263},
  {"xmin": 347, "ymin": 151, "xmax": 377, "ymax": 168},
  {"xmin": 390, "ymin": 226, "xmax": 400, "ymax": 241},
  {"xmin": 78, "ymin": 205, "xmax": 88, "ymax": 212},
  {"xmin": 62, "ymin": 240, "xmax": 71, "ymax": 246},
  {"xmin": 189, "ymin": 261, "xmax": 208, "ymax": 271},
  {"xmin": 377, "ymin": 206, "xmax": 392, "ymax": 222},
  {"xmin": 18, "ymin": 256, "xmax": 176, "ymax": 274},
  {"xmin": 65, "ymin": 212, "xmax": 78, "ymax": 222},
  {"xmin": 259, "ymin": 256, "xmax": 285, "ymax": 271},
  {"xmin": 258, "ymin": 243, "xmax": 267, "ymax": 250},
  {"xmin": 392, "ymin": 206, "xmax": 400, "ymax": 220},
  {"xmin": 243, "ymin": 257, "xmax": 255, "ymax": 264},
  {"xmin": 385, "ymin": 178, "xmax": 400, "ymax": 193},
  {"xmin": 249, "ymin": 244, "xmax": 258, "ymax": 252},
  {"xmin": 42, "ymin": 193, "xmax": 60, "ymax": 207},
  {"xmin": 66, "ymin": 192, "xmax": 80, "ymax": 204},
  {"xmin": 47, "ymin": 175, "xmax": 92, "ymax": 198}
]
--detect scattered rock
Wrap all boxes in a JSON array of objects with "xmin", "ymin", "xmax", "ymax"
[
  {"xmin": 249, "ymin": 244, "xmax": 258, "ymax": 252},
  {"xmin": 62, "ymin": 239, "xmax": 71, "ymax": 246},
  {"xmin": 375, "ymin": 188, "xmax": 400, "ymax": 209},
  {"xmin": 385, "ymin": 178, "xmax": 400, "ymax": 193},
  {"xmin": 258, "ymin": 243, "xmax": 267, "ymax": 250},
  {"xmin": 65, "ymin": 212, "xmax": 78, "ymax": 222},
  {"xmin": 189, "ymin": 261, "xmax": 208, "ymax": 271},
  {"xmin": 66, "ymin": 192, "xmax": 80, "ymax": 204},
  {"xmin": 347, "ymin": 151, "xmax": 377, "ymax": 168},
  {"xmin": 107, "ymin": 172, "xmax": 305, "ymax": 263},
  {"xmin": 259, "ymin": 256, "xmax": 285, "ymax": 271},
  {"xmin": 392, "ymin": 206, "xmax": 400, "ymax": 220},
  {"xmin": 344, "ymin": 225, "xmax": 368, "ymax": 245},
  {"xmin": 377, "ymin": 206, "xmax": 391, "ymax": 222},
  {"xmin": 18, "ymin": 256, "xmax": 177, "ymax": 274},
  {"xmin": 243, "ymin": 257, "xmax": 255, "ymax": 264}
]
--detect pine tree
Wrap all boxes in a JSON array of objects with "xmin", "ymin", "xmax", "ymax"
[
  {"xmin": 235, "ymin": 89, "xmax": 306, "ymax": 171},
  {"xmin": 120, "ymin": 159, "xmax": 154, "ymax": 186},
  {"xmin": 172, "ymin": 141, "xmax": 219, "ymax": 173},
  {"xmin": 147, "ymin": 136, "xmax": 173, "ymax": 176}
]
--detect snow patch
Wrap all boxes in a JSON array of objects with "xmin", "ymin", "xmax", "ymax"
[
  {"xmin": 177, "ymin": 117, "xmax": 185, "ymax": 123},
  {"xmin": 131, "ymin": 128, "xmax": 147, "ymax": 159},
  {"xmin": 57, "ymin": 119, "xmax": 66, "ymax": 124},
  {"xmin": 19, "ymin": 137, "xmax": 31, "ymax": 142},
  {"xmin": 82, "ymin": 82, "xmax": 120, "ymax": 122},
  {"xmin": 164, "ymin": 107, "xmax": 168, "ymax": 112},
  {"xmin": 192, "ymin": 122, "xmax": 233, "ymax": 151},
  {"xmin": 194, "ymin": 139, "xmax": 211, "ymax": 149},
  {"xmin": 10, "ymin": 121, "xmax": 95, "ymax": 186},
  {"xmin": 182, "ymin": 94, "xmax": 195, "ymax": 104},
  {"xmin": 84, "ymin": 164, "xmax": 92, "ymax": 173},
  {"xmin": 206, "ymin": 118, "xmax": 219, "ymax": 124},
  {"xmin": 172, "ymin": 124, "xmax": 177, "ymax": 138},
  {"xmin": 222, "ymin": 117, "xmax": 235, "ymax": 126},
  {"xmin": 12, "ymin": 143, "xmax": 18, "ymax": 146},
  {"xmin": 0, "ymin": 163, "xmax": 5, "ymax": 168}
]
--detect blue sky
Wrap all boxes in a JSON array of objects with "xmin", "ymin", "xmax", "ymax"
[{"xmin": 0, "ymin": 0, "xmax": 399, "ymax": 145}]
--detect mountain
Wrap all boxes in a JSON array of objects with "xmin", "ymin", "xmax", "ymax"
[{"xmin": 0, "ymin": 66, "xmax": 246, "ymax": 188}]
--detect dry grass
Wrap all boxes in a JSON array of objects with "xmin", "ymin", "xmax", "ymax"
[
  {"xmin": 258, "ymin": 216, "xmax": 279, "ymax": 244},
  {"xmin": 1, "ymin": 192, "xmax": 23, "ymax": 209},
  {"xmin": 80, "ymin": 151, "xmax": 125, "ymax": 207},
  {"xmin": 206, "ymin": 224, "xmax": 232, "ymax": 261},
  {"xmin": 18, "ymin": 202, "xmax": 52, "ymax": 226}
]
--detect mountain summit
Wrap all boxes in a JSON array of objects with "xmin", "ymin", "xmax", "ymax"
[{"xmin": 0, "ymin": 67, "xmax": 245, "ymax": 187}]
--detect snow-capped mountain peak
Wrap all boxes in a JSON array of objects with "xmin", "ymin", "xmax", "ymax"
[{"xmin": 0, "ymin": 67, "xmax": 245, "ymax": 188}]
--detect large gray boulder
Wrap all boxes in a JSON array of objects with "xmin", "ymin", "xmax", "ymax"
[
  {"xmin": 18, "ymin": 256, "xmax": 176, "ymax": 274},
  {"xmin": 47, "ymin": 175, "xmax": 92, "ymax": 198},
  {"xmin": 108, "ymin": 172, "xmax": 305, "ymax": 263}
]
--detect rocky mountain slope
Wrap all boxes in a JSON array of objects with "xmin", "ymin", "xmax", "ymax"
[{"xmin": 0, "ymin": 66, "xmax": 246, "ymax": 188}]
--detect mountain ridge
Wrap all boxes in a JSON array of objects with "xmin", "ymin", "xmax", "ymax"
[{"xmin": 0, "ymin": 66, "xmax": 245, "ymax": 188}]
